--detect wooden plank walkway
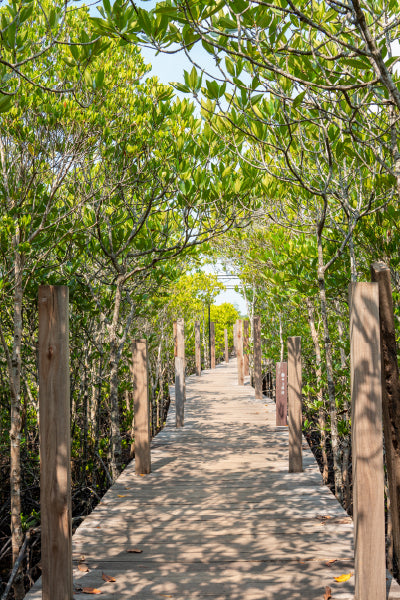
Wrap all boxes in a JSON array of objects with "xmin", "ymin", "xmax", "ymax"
[{"xmin": 27, "ymin": 359, "xmax": 400, "ymax": 599}]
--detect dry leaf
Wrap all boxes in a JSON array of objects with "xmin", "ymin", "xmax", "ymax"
[
  {"xmin": 102, "ymin": 573, "xmax": 116, "ymax": 583},
  {"xmin": 325, "ymin": 559, "xmax": 337, "ymax": 566},
  {"xmin": 334, "ymin": 572, "xmax": 353, "ymax": 583},
  {"xmin": 82, "ymin": 588, "xmax": 102, "ymax": 594},
  {"xmin": 78, "ymin": 563, "xmax": 89, "ymax": 573},
  {"xmin": 324, "ymin": 586, "xmax": 332, "ymax": 600},
  {"xmin": 117, "ymin": 495, "xmax": 127, "ymax": 498},
  {"xmin": 127, "ymin": 548, "xmax": 143, "ymax": 553}
]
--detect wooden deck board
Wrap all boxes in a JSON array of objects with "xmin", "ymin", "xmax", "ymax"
[{"xmin": 25, "ymin": 359, "xmax": 400, "ymax": 599}]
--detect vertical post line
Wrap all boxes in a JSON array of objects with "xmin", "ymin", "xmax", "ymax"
[
  {"xmin": 237, "ymin": 319, "xmax": 244, "ymax": 386},
  {"xmin": 253, "ymin": 316, "xmax": 262, "ymax": 400},
  {"xmin": 132, "ymin": 339, "xmax": 151, "ymax": 475},
  {"xmin": 350, "ymin": 282, "xmax": 385, "ymax": 600},
  {"xmin": 175, "ymin": 318, "xmax": 185, "ymax": 428},
  {"xmin": 276, "ymin": 362, "xmax": 288, "ymax": 426},
  {"xmin": 39, "ymin": 285, "xmax": 73, "ymax": 600},
  {"xmin": 243, "ymin": 320, "xmax": 250, "ymax": 377},
  {"xmin": 288, "ymin": 336, "xmax": 302, "ymax": 473},
  {"xmin": 195, "ymin": 320, "xmax": 201, "ymax": 376}
]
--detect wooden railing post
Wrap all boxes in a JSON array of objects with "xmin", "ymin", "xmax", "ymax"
[
  {"xmin": 210, "ymin": 321, "xmax": 216, "ymax": 369},
  {"xmin": 233, "ymin": 322, "xmax": 237, "ymax": 356},
  {"xmin": 288, "ymin": 336, "xmax": 302, "ymax": 473},
  {"xmin": 132, "ymin": 339, "xmax": 151, "ymax": 475},
  {"xmin": 237, "ymin": 319, "xmax": 244, "ymax": 385},
  {"xmin": 224, "ymin": 328, "xmax": 229, "ymax": 363},
  {"xmin": 195, "ymin": 320, "xmax": 201, "ymax": 376},
  {"xmin": 350, "ymin": 282, "xmax": 385, "ymax": 600},
  {"xmin": 175, "ymin": 318, "xmax": 185, "ymax": 428},
  {"xmin": 39, "ymin": 285, "xmax": 73, "ymax": 600},
  {"xmin": 253, "ymin": 316, "xmax": 262, "ymax": 399},
  {"xmin": 276, "ymin": 362, "xmax": 288, "ymax": 426},
  {"xmin": 371, "ymin": 262, "xmax": 400, "ymax": 576},
  {"xmin": 243, "ymin": 320, "xmax": 249, "ymax": 376}
]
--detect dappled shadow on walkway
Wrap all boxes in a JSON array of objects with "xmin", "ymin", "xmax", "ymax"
[{"xmin": 25, "ymin": 360, "xmax": 400, "ymax": 599}]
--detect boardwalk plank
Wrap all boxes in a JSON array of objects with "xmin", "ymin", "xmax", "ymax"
[{"xmin": 25, "ymin": 359, "xmax": 400, "ymax": 599}]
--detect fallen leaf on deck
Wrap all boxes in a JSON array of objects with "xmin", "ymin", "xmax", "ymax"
[
  {"xmin": 78, "ymin": 563, "xmax": 89, "ymax": 572},
  {"xmin": 117, "ymin": 495, "xmax": 127, "ymax": 498},
  {"xmin": 127, "ymin": 548, "xmax": 143, "ymax": 553},
  {"xmin": 82, "ymin": 588, "xmax": 102, "ymax": 594},
  {"xmin": 324, "ymin": 586, "xmax": 332, "ymax": 599},
  {"xmin": 102, "ymin": 573, "xmax": 116, "ymax": 583},
  {"xmin": 334, "ymin": 572, "xmax": 353, "ymax": 583},
  {"xmin": 325, "ymin": 559, "xmax": 337, "ymax": 566}
]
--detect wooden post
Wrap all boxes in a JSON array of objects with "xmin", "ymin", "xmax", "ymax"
[
  {"xmin": 288, "ymin": 337, "xmax": 302, "ymax": 473},
  {"xmin": 237, "ymin": 320, "xmax": 244, "ymax": 385},
  {"xmin": 276, "ymin": 362, "xmax": 288, "ymax": 426},
  {"xmin": 39, "ymin": 285, "xmax": 73, "ymax": 600},
  {"xmin": 371, "ymin": 262, "xmax": 400, "ymax": 575},
  {"xmin": 253, "ymin": 316, "xmax": 262, "ymax": 399},
  {"xmin": 233, "ymin": 322, "xmax": 237, "ymax": 356},
  {"xmin": 195, "ymin": 320, "xmax": 201, "ymax": 376},
  {"xmin": 350, "ymin": 282, "xmax": 385, "ymax": 600},
  {"xmin": 132, "ymin": 340, "xmax": 151, "ymax": 475},
  {"xmin": 243, "ymin": 320, "xmax": 249, "ymax": 376},
  {"xmin": 210, "ymin": 321, "xmax": 216, "ymax": 369},
  {"xmin": 175, "ymin": 318, "xmax": 185, "ymax": 428},
  {"xmin": 224, "ymin": 328, "xmax": 229, "ymax": 363}
]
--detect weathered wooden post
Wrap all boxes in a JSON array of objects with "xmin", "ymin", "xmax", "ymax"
[
  {"xmin": 237, "ymin": 319, "xmax": 244, "ymax": 385},
  {"xmin": 276, "ymin": 362, "xmax": 288, "ymax": 426},
  {"xmin": 288, "ymin": 336, "xmax": 302, "ymax": 473},
  {"xmin": 224, "ymin": 328, "xmax": 229, "ymax": 363},
  {"xmin": 210, "ymin": 321, "xmax": 216, "ymax": 369},
  {"xmin": 175, "ymin": 318, "xmax": 185, "ymax": 428},
  {"xmin": 243, "ymin": 320, "xmax": 249, "ymax": 376},
  {"xmin": 195, "ymin": 320, "xmax": 201, "ymax": 376},
  {"xmin": 132, "ymin": 339, "xmax": 151, "ymax": 475},
  {"xmin": 39, "ymin": 285, "xmax": 73, "ymax": 600},
  {"xmin": 253, "ymin": 316, "xmax": 262, "ymax": 399},
  {"xmin": 233, "ymin": 322, "xmax": 237, "ymax": 356},
  {"xmin": 350, "ymin": 282, "xmax": 385, "ymax": 600},
  {"xmin": 371, "ymin": 262, "xmax": 400, "ymax": 575}
]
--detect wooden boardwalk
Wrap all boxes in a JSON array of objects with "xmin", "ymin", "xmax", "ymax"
[{"xmin": 27, "ymin": 359, "xmax": 400, "ymax": 599}]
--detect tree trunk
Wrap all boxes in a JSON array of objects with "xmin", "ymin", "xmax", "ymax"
[
  {"xmin": 10, "ymin": 248, "xmax": 25, "ymax": 600},
  {"xmin": 306, "ymin": 298, "xmax": 328, "ymax": 484},
  {"xmin": 317, "ymin": 234, "xmax": 342, "ymax": 501},
  {"xmin": 335, "ymin": 299, "xmax": 352, "ymax": 511},
  {"xmin": 109, "ymin": 343, "xmax": 122, "ymax": 481}
]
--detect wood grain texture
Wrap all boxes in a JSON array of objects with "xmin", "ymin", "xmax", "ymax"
[
  {"xmin": 288, "ymin": 337, "xmax": 302, "ymax": 473},
  {"xmin": 175, "ymin": 318, "xmax": 185, "ymax": 428},
  {"xmin": 195, "ymin": 321, "xmax": 201, "ymax": 376},
  {"xmin": 210, "ymin": 322, "xmax": 216, "ymax": 369},
  {"xmin": 236, "ymin": 320, "xmax": 244, "ymax": 386},
  {"xmin": 371, "ymin": 262, "xmax": 400, "ymax": 576},
  {"xmin": 26, "ymin": 357, "xmax": 400, "ymax": 600},
  {"xmin": 276, "ymin": 362, "xmax": 288, "ymax": 427},
  {"xmin": 253, "ymin": 316, "xmax": 262, "ymax": 400},
  {"xmin": 350, "ymin": 282, "xmax": 386, "ymax": 600},
  {"xmin": 132, "ymin": 340, "xmax": 151, "ymax": 475},
  {"xmin": 243, "ymin": 320, "xmax": 249, "ymax": 376},
  {"xmin": 224, "ymin": 328, "xmax": 229, "ymax": 363},
  {"xmin": 38, "ymin": 285, "xmax": 73, "ymax": 600}
]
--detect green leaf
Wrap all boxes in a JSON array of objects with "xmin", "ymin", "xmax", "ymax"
[
  {"xmin": 292, "ymin": 90, "xmax": 306, "ymax": 109},
  {"xmin": 0, "ymin": 95, "xmax": 12, "ymax": 113}
]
